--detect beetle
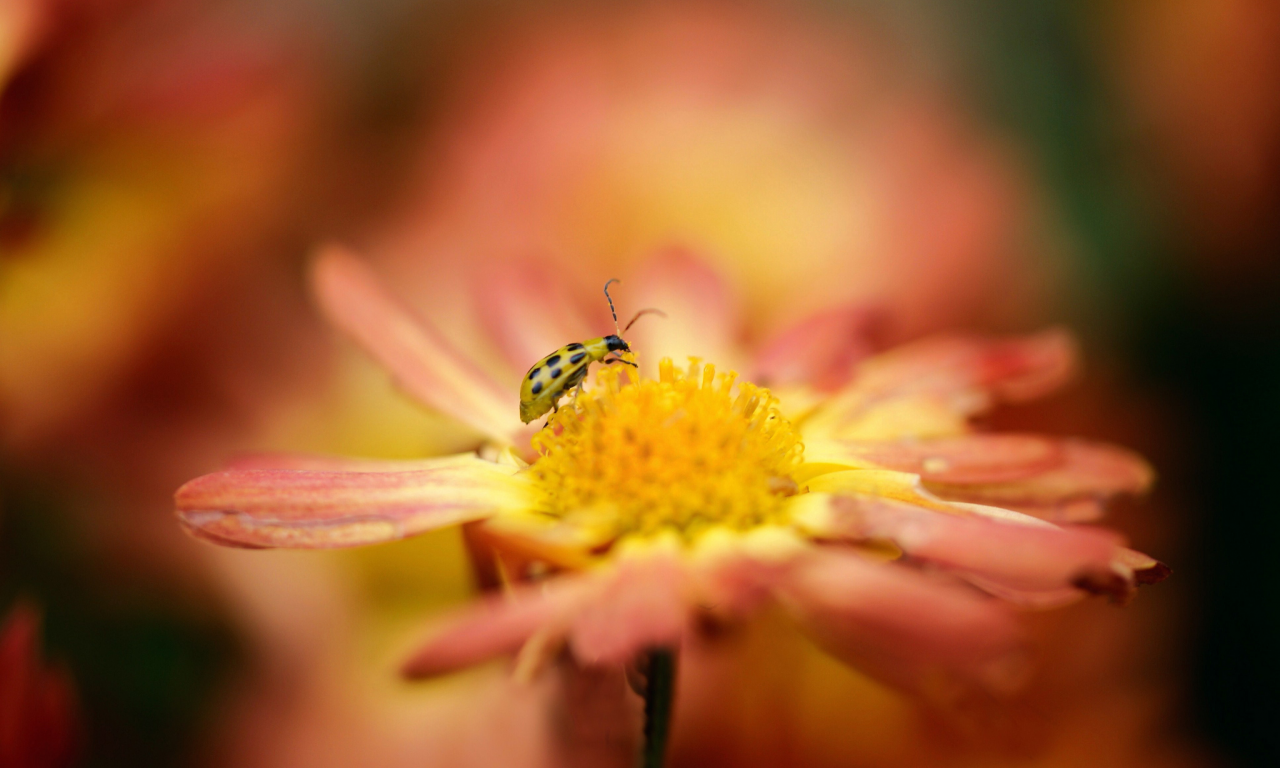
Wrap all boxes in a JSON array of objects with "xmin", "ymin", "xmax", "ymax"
[{"xmin": 519, "ymin": 279, "xmax": 663, "ymax": 424}]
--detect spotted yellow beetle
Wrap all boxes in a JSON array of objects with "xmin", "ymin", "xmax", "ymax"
[{"xmin": 519, "ymin": 279, "xmax": 663, "ymax": 424}]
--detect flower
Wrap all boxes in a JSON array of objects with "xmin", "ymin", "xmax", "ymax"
[
  {"xmin": 371, "ymin": 1, "xmax": 1043, "ymax": 349},
  {"xmin": 0, "ymin": 603, "xmax": 80, "ymax": 768},
  {"xmin": 175, "ymin": 245, "xmax": 1167, "ymax": 698},
  {"xmin": 0, "ymin": 0, "xmax": 41, "ymax": 91},
  {"xmin": 1, "ymin": 0, "xmax": 324, "ymax": 452}
]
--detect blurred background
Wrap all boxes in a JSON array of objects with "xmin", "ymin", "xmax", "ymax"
[{"xmin": 1, "ymin": 0, "xmax": 1275, "ymax": 766}]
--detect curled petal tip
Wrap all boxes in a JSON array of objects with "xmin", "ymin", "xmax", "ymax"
[
  {"xmin": 1136, "ymin": 560, "xmax": 1173, "ymax": 585},
  {"xmin": 1070, "ymin": 551, "xmax": 1171, "ymax": 605}
]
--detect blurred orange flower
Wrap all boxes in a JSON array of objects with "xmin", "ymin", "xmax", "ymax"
[
  {"xmin": 371, "ymin": 1, "xmax": 1045, "ymax": 351},
  {"xmin": 0, "ymin": 0, "xmax": 325, "ymax": 457},
  {"xmin": 0, "ymin": 0, "xmax": 40, "ymax": 88},
  {"xmin": 175, "ymin": 247, "xmax": 1166, "ymax": 738},
  {"xmin": 0, "ymin": 603, "xmax": 79, "ymax": 768}
]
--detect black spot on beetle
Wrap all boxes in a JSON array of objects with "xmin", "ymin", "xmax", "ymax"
[
  {"xmin": 528, "ymin": 368, "xmax": 540, "ymax": 380},
  {"xmin": 570, "ymin": 352, "xmax": 587, "ymax": 364},
  {"xmin": 566, "ymin": 343, "xmax": 585, "ymax": 351},
  {"xmin": 550, "ymin": 368, "xmax": 562, "ymax": 379},
  {"xmin": 531, "ymin": 381, "xmax": 543, "ymax": 395},
  {"xmin": 546, "ymin": 354, "xmax": 562, "ymax": 366}
]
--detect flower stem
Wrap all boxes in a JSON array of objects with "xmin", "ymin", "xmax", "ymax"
[{"xmin": 641, "ymin": 648, "xmax": 677, "ymax": 768}]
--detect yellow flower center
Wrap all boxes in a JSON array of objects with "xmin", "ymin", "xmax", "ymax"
[{"xmin": 528, "ymin": 358, "xmax": 804, "ymax": 544}]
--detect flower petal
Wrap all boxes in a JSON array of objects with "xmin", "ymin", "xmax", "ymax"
[
  {"xmin": 1070, "ymin": 547, "xmax": 1172, "ymax": 605},
  {"xmin": 1115, "ymin": 547, "xmax": 1173, "ymax": 585},
  {"xmin": 776, "ymin": 550, "xmax": 1022, "ymax": 690},
  {"xmin": 569, "ymin": 553, "xmax": 688, "ymax": 665},
  {"xmin": 801, "ymin": 468, "xmax": 955, "ymax": 512},
  {"xmin": 400, "ymin": 580, "xmax": 590, "ymax": 679},
  {"xmin": 804, "ymin": 433, "xmax": 1065, "ymax": 484},
  {"xmin": 475, "ymin": 259, "xmax": 598, "ymax": 374},
  {"xmin": 991, "ymin": 499, "xmax": 1108, "ymax": 524},
  {"xmin": 402, "ymin": 550, "xmax": 697, "ymax": 677},
  {"xmin": 798, "ymin": 493, "xmax": 1120, "ymax": 592},
  {"xmin": 627, "ymin": 247, "xmax": 741, "ymax": 375},
  {"xmin": 688, "ymin": 526, "xmax": 808, "ymax": 618},
  {"xmin": 311, "ymin": 245, "xmax": 521, "ymax": 441},
  {"xmin": 750, "ymin": 305, "xmax": 885, "ymax": 391},
  {"xmin": 224, "ymin": 452, "xmax": 462, "ymax": 472},
  {"xmin": 923, "ymin": 440, "xmax": 1154, "ymax": 508},
  {"xmin": 175, "ymin": 454, "xmax": 527, "ymax": 549},
  {"xmin": 956, "ymin": 578, "xmax": 1086, "ymax": 610},
  {"xmin": 802, "ymin": 329, "xmax": 1077, "ymax": 440}
]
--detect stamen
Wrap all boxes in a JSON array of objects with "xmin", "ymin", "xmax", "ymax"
[{"xmin": 528, "ymin": 358, "xmax": 805, "ymax": 545}]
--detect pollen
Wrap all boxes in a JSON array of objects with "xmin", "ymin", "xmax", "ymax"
[{"xmin": 527, "ymin": 358, "xmax": 804, "ymax": 544}]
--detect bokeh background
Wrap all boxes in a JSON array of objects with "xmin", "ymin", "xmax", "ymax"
[{"xmin": 1, "ymin": 0, "xmax": 1276, "ymax": 766}]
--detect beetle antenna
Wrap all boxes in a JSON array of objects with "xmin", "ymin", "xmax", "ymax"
[
  {"xmin": 622, "ymin": 308, "xmax": 667, "ymax": 333},
  {"xmin": 603, "ymin": 278, "xmax": 622, "ymax": 335}
]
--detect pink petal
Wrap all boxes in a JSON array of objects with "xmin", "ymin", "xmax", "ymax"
[
  {"xmin": 923, "ymin": 440, "xmax": 1154, "ymax": 507},
  {"xmin": 777, "ymin": 550, "xmax": 1022, "ymax": 688},
  {"xmin": 402, "ymin": 553, "xmax": 698, "ymax": 678},
  {"xmin": 750, "ymin": 305, "xmax": 885, "ymax": 391},
  {"xmin": 959, "ymin": 578, "xmax": 1086, "ymax": 610},
  {"xmin": 475, "ymin": 259, "xmax": 597, "ymax": 373},
  {"xmin": 401, "ymin": 580, "xmax": 590, "ymax": 679},
  {"xmin": 1070, "ymin": 547, "xmax": 1172, "ymax": 605},
  {"xmin": 807, "ymin": 329, "xmax": 1077, "ymax": 437},
  {"xmin": 224, "ymin": 452, "xmax": 456, "ymax": 472},
  {"xmin": 972, "ymin": 328, "xmax": 1078, "ymax": 402},
  {"xmin": 860, "ymin": 327, "xmax": 1076, "ymax": 403},
  {"xmin": 815, "ymin": 494, "xmax": 1120, "ymax": 592},
  {"xmin": 1115, "ymin": 547, "xmax": 1173, "ymax": 585},
  {"xmin": 997, "ymin": 499, "xmax": 1108, "ymax": 523},
  {"xmin": 569, "ymin": 555, "xmax": 688, "ymax": 665},
  {"xmin": 809, "ymin": 433, "xmax": 1065, "ymax": 484},
  {"xmin": 175, "ymin": 455, "xmax": 524, "ymax": 549},
  {"xmin": 626, "ymin": 247, "xmax": 740, "ymax": 374},
  {"xmin": 311, "ymin": 245, "xmax": 521, "ymax": 441},
  {"xmin": 692, "ymin": 549, "xmax": 797, "ymax": 619}
]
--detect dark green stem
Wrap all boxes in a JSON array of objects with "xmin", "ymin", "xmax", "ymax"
[{"xmin": 641, "ymin": 648, "xmax": 677, "ymax": 768}]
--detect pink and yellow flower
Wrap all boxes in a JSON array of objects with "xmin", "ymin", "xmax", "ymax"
[
  {"xmin": 372, "ymin": 1, "xmax": 1043, "ymax": 349},
  {"xmin": 0, "ymin": 0, "xmax": 324, "ymax": 452},
  {"xmin": 176, "ymin": 245, "xmax": 1167, "ymax": 698}
]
